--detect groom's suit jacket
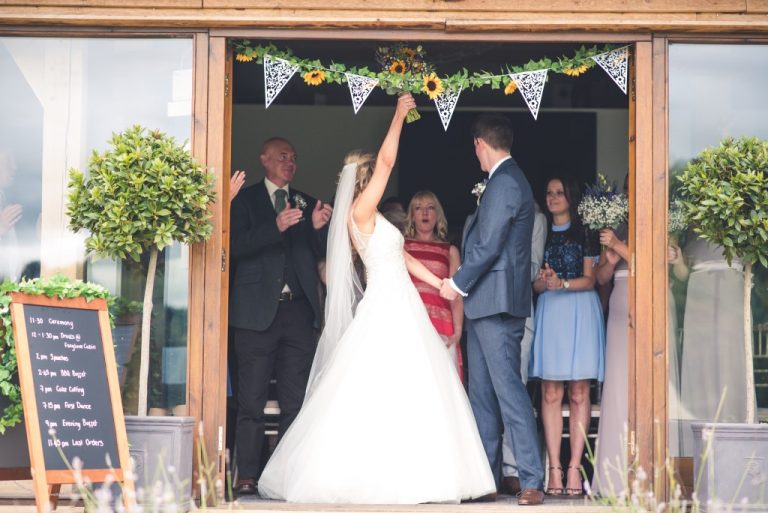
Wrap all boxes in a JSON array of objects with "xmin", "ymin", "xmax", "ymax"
[
  {"xmin": 453, "ymin": 157, "xmax": 534, "ymax": 320},
  {"xmin": 229, "ymin": 181, "xmax": 323, "ymax": 332}
]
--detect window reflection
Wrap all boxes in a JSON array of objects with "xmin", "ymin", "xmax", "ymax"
[
  {"xmin": 0, "ymin": 37, "xmax": 194, "ymax": 416},
  {"xmin": 668, "ymin": 43, "xmax": 768, "ymax": 457}
]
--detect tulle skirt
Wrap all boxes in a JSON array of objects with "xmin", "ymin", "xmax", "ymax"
[{"xmin": 257, "ymin": 282, "xmax": 495, "ymax": 504}]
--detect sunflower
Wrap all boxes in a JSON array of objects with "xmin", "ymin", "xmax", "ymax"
[
  {"xmin": 504, "ymin": 81, "xmax": 518, "ymax": 95},
  {"xmin": 303, "ymin": 69, "xmax": 326, "ymax": 86},
  {"xmin": 401, "ymin": 47, "xmax": 416, "ymax": 59},
  {"xmin": 389, "ymin": 60, "xmax": 406, "ymax": 75},
  {"xmin": 235, "ymin": 53, "xmax": 255, "ymax": 63},
  {"xmin": 563, "ymin": 63, "xmax": 589, "ymax": 77},
  {"xmin": 421, "ymin": 73, "xmax": 444, "ymax": 100}
]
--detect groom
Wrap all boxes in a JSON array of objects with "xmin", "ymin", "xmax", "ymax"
[{"xmin": 440, "ymin": 114, "xmax": 544, "ymax": 506}]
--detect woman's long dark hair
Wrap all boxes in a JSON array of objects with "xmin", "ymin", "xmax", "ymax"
[{"xmin": 544, "ymin": 176, "xmax": 586, "ymax": 245}]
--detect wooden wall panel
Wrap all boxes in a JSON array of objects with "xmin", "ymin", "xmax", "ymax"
[
  {"xmin": 3, "ymin": 7, "xmax": 768, "ymax": 32},
  {"xmin": 651, "ymin": 35, "xmax": 669, "ymax": 499},
  {"xmin": 200, "ymin": 0, "xmax": 747, "ymax": 13},
  {"xmin": 2, "ymin": 0, "xmax": 202, "ymax": 7},
  {"xmin": 747, "ymin": 0, "xmax": 768, "ymax": 12},
  {"xmin": 188, "ymin": 31, "xmax": 210, "ymax": 497},
  {"xmin": 633, "ymin": 40, "xmax": 655, "ymax": 479},
  {"xmin": 200, "ymin": 35, "xmax": 230, "ymax": 490}
]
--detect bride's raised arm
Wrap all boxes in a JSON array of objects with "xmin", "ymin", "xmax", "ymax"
[{"xmin": 352, "ymin": 94, "xmax": 416, "ymax": 231}]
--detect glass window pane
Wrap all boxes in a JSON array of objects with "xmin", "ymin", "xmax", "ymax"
[
  {"xmin": 0, "ymin": 37, "xmax": 194, "ymax": 416},
  {"xmin": 668, "ymin": 43, "xmax": 768, "ymax": 457}
]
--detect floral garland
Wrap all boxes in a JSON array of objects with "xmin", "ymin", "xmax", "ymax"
[{"xmin": 232, "ymin": 41, "xmax": 622, "ymax": 100}]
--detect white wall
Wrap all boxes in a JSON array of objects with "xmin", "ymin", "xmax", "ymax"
[{"xmin": 596, "ymin": 109, "xmax": 630, "ymax": 188}]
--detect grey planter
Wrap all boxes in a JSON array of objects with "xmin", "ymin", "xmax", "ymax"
[
  {"xmin": 125, "ymin": 415, "xmax": 194, "ymax": 510},
  {"xmin": 692, "ymin": 422, "xmax": 768, "ymax": 511}
]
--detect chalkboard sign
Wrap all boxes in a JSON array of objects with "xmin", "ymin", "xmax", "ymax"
[{"xmin": 10, "ymin": 293, "xmax": 134, "ymax": 513}]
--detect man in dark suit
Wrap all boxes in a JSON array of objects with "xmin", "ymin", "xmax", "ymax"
[
  {"xmin": 229, "ymin": 137, "xmax": 332, "ymax": 495},
  {"xmin": 440, "ymin": 115, "xmax": 544, "ymax": 506}
]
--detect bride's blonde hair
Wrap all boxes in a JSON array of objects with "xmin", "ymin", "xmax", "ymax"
[{"xmin": 343, "ymin": 150, "xmax": 376, "ymax": 199}]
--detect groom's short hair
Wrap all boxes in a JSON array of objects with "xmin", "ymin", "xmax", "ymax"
[{"xmin": 472, "ymin": 114, "xmax": 514, "ymax": 151}]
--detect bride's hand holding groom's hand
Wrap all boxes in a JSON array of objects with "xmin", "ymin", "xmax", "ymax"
[{"xmin": 439, "ymin": 278, "xmax": 460, "ymax": 301}]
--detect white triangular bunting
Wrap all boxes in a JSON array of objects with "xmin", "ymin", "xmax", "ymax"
[
  {"xmin": 510, "ymin": 69, "xmax": 548, "ymax": 120},
  {"xmin": 345, "ymin": 73, "xmax": 379, "ymax": 114},
  {"xmin": 264, "ymin": 54, "xmax": 299, "ymax": 108},
  {"xmin": 591, "ymin": 47, "xmax": 629, "ymax": 94},
  {"xmin": 433, "ymin": 86, "xmax": 462, "ymax": 131}
]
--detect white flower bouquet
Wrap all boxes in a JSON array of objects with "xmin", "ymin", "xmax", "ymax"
[
  {"xmin": 577, "ymin": 173, "xmax": 628, "ymax": 230},
  {"xmin": 668, "ymin": 198, "xmax": 687, "ymax": 235}
]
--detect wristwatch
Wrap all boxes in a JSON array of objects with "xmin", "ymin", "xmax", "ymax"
[{"xmin": 562, "ymin": 279, "xmax": 570, "ymax": 289}]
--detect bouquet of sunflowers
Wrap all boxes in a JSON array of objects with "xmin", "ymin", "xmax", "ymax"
[{"xmin": 375, "ymin": 43, "xmax": 440, "ymax": 123}]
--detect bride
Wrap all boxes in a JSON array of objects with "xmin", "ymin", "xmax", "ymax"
[{"xmin": 257, "ymin": 94, "xmax": 495, "ymax": 504}]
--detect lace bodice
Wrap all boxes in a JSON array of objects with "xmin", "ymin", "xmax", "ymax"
[{"xmin": 350, "ymin": 213, "xmax": 410, "ymax": 290}]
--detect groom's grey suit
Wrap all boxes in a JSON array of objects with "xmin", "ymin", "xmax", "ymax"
[{"xmin": 452, "ymin": 156, "xmax": 544, "ymax": 491}]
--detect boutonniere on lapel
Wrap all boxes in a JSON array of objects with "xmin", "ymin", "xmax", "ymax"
[
  {"xmin": 293, "ymin": 193, "xmax": 308, "ymax": 222},
  {"xmin": 471, "ymin": 179, "xmax": 489, "ymax": 206},
  {"xmin": 293, "ymin": 193, "xmax": 308, "ymax": 210}
]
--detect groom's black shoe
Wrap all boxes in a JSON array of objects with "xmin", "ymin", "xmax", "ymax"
[{"xmin": 234, "ymin": 478, "xmax": 258, "ymax": 496}]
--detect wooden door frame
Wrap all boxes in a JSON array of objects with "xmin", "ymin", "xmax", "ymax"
[
  {"xmin": 214, "ymin": 28, "xmax": 653, "ymax": 486},
  {"xmin": 648, "ymin": 34, "xmax": 768, "ymax": 497},
  {"xmin": 629, "ymin": 39, "xmax": 660, "ymax": 493},
  {"xmin": 0, "ymin": 25, "xmax": 661, "ymax": 496}
]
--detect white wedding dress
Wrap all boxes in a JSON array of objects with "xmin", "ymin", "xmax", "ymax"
[{"xmin": 258, "ymin": 213, "xmax": 496, "ymax": 504}]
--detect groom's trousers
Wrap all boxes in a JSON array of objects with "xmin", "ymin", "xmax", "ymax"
[{"xmin": 467, "ymin": 314, "xmax": 544, "ymax": 491}]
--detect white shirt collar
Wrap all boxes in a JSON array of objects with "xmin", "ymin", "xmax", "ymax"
[
  {"xmin": 488, "ymin": 155, "xmax": 512, "ymax": 179},
  {"xmin": 264, "ymin": 177, "xmax": 290, "ymax": 200}
]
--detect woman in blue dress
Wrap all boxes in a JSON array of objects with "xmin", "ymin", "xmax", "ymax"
[{"xmin": 529, "ymin": 177, "xmax": 605, "ymax": 497}]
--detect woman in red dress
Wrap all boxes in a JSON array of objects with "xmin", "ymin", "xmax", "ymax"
[{"xmin": 403, "ymin": 190, "xmax": 464, "ymax": 383}]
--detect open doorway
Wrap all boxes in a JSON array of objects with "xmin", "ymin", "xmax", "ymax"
[{"xmin": 226, "ymin": 37, "xmax": 630, "ymax": 494}]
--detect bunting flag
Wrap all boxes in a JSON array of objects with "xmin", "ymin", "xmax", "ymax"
[
  {"xmin": 510, "ymin": 69, "xmax": 548, "ymax": 120},
  {"xmin": 433, "ymin": 86, "xmax": 462, "ymax": 131},
  {"xmin": 264, "ymin": 54, "xmax": 299, "ymax": 108},
  {"xmin": 592, "ymin": 46, "xmax": 629, "ymax": 95},
  {"xmin": 345, "ymin": 73, "xmax": 379, "ymax": 114}
]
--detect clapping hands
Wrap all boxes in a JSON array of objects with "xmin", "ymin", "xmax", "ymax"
[
  {"xmin": 276, "ymin": 202, "xmax": 303, "ymax": 232},
  {"xmin": 538, "ymin": 263, "xmax": 563, "ymax": 290},
  {"xmin": 311, "ymin": 200, "xmax": 333, "ymax": 230},
  {"xmin": 230, "ymin": 170, "xmax": 246, "ymax": 201}
]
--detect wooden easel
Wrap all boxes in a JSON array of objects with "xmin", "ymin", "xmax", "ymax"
[{"xmin": 10, "ymin": 293, "xmax": 135, "ymax": 513}]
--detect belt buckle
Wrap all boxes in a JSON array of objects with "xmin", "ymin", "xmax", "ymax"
[{"xmin": 280, "ymin": 291, "xmax": 293, "ymax": 301}]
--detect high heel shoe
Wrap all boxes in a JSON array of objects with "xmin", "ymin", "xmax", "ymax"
[
  {"xmin": 565, "ymin": 465, "xmax": 584, "ymax": 496},
  {"xmin": 545, "ymin": 466, "xmax": 564, "ymax": 496}
]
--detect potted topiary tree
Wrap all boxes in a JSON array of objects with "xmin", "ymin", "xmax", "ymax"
[
  {"xmin": 677, "ymin": 136, "xmax": 768, "ymax": 508},
  {"xmin": 67, "ymin": 125, "xmax": 215, "ymax": 507}
]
